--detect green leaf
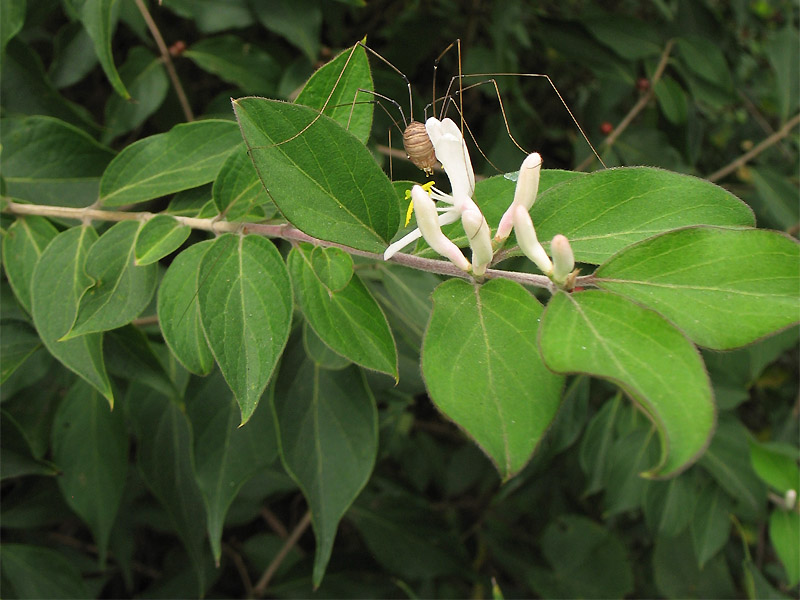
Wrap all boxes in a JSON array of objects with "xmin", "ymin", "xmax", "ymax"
[
  {"xmin": 595, "ymin": 227, "xmax": 800, "ymax": 350},
  {"xmin": 0, "ymin": 0, "xmax": 26, "ymax": 54},
  {"xmin": 212, "ymin": 145, "xmax": 276, "ymax": 221},
  {"xmin": 422, "ymin": 278, "xmax": 564, "ymax": 480},
  {"xmin": 691, "ymin": 484, "xmax": 732, "ymax": 569},
  {"xmin": 251, "ymin": 0, "xmax": 321, "ymax": 63},
  {"xmin": 0, "ymin": 320, "xmax": 42, "ymax": 383},
  {"xmin": 157, "ymin": 241, "xmax": 215, "ymax": 375},
  {"xmin": 161, "ymin": 0, "xmax": 253, "ymax": 32},
  {"xmin": 676, "ymin": 35, "xmax": 733, "ymax": 92},
  {"xmin": 288, "ymin": 244, "xmax": 396, "ymax": 377},
  {"xmin": 653, "ymin": 531, "xmax": 736, "ymax": 598},
  {"xmin": 295, "ymin": 43, "xmax": 374, "ymax": 144},
  {"xmin": 579, "ymin": 394, "xmax": 623, "ymax": 495},
  {"xmin": 539, "ymin": 290, "xmax": 715, "ymax": 478},
  {"xmin": 584, "ymin": 14, "xmax": 663, "ymax": 59},
  {"xmin": 197, "ymin": 234, "xmax": 292, "ymax": 423},
  {"xmin": 134, "ymin": 215, "xmax": 191, "ymax": 266},
  {"xmin": 2, "ymin": 216, "xmax": 59, "ymax": 313},
  {"xmin": 126, "ymin": 385, "xmax": 207, "ymax": 595},
  {"xmin": 48, "ymin": 22, "xmax": 98, "ymax": 89},
  {"xmin": 654, "ymin": 76, "xmax": 688, "ymax": 124},
  {"xmin": 1, "ymin": 116, "xmax": 115, "ymax": 207},
  {"xmin": 65, "ymin": 220, "xmax": 158, "ymax": 338},
  {"xmin": 749, "ymin": 440, "xmax": 800, "ymax": 495},
  {"xmin": 99, "ymin": 120, "xmax": 242, "ymax": 206},
  {"xmin": 750, "ymin": 167, "xmax": 800, "ymax": 231},
  {"xmin": 103, "ymin": 46, "xmax": 168, "ymax": 144},
  {"xmin": 769, "ymin": 509, "xmax": 800, "ymax": 587},
  {"xmin": 302, "ymin": 322, "xmax": 351, "ymax": 370},
  {"xmin": 31, "ymin": 226, "xmax": 113, "ymax": 404},
  {"xmin": 530, "ymin": 167, "xmax": 755, "ymax": 264},
  {"xmin": 77, "ymin": 0, "xmax": 129, "ymax": 99},
  {"xmin": 0, "ymin": 543, "xmax": 90, "ymax": 599},
  {"xmin": 184, "ymin": 35, "xmax": 279, "ymax": 95},
  {"xmin": 271, "ymin": 338, "xmax": 378, "ymax": 587},
  {"xmin": 233, "ymin": 97, "xmax": 399, "ymax": 253},
  {"xmin": 51, "ymin": 379, "xmax": 127, "ymax": 565},
  {"xmin": 186, "ymin": 372, "xmax": 278, "ymax": 564},
  {"xmin": 765, "ymin": 27, "xmax": 800, "ymax": 123},
  {"xmin": 643, "ymin": 475, "xmax": 696, "ymax": 535}
]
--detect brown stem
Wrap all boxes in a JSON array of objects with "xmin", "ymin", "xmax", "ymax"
[
  {"xmin": 706, "ymin": 112, "xmax": 800, "ymax": 182},
  {"xmin": 251, "ymin": 510, "xmax": 312, "ymax": 598},
  {"xmin": 575, "ymin": 39, "xmax": 675, "ymax": 172},
  {"xmin": 260, "ymin": 507, "xmax": 289, "ymax": 539},
  {"xmin": 222, "ymin": 543, "xmax": 253, "ymax": 597},
  {"xmin": 134, "ymin": 0, "xmax": 194, "ymax": 122}
]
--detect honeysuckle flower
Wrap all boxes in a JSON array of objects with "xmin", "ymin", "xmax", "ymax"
[
  {"xmin": 512, "ymin": 205, "xmax": 553, "ymax": 275},
  {"xmin": 495, "ymin": 152, "xmax": 542, "ymax": 242},
  {"xmin": 384, "ymin": 117, "xmax": 492, "ymax": 275},
  {"xmin": 551, "ymin": 234, "xmax": 575, "ymax": 285}
]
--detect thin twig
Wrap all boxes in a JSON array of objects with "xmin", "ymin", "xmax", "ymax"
[
  {"xmin": 260, "ymin": 507, "xmax": 289, "ymax": 539},
  {"xmin": 575, "ymin": 39, "xmax": 675, "ymax": 172},
  {"xmin": 134, "ymin": 0, "xmax": 194, "ymax": 122},
  {"xmin": 251, "ymin": 510, "xmax": 312, "ymax": 598},
  {"xmin": 222, "ymin": 543, "xmax": 253, "ymax": 598},
  {"xmin": 707, "ymin": 112, "xmax": 800, "ymax": 182},
  {"xmin": 2, "ymin": 200, "xmax": 580, "ymax": 291}
]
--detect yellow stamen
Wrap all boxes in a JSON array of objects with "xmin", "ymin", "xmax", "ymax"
[{"xmin": 404, "ymin": 181, "xmax": 436, "ymax": 227}]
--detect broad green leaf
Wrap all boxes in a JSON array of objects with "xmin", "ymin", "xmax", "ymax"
[
  {"xmin": 539, "ymin": 290, "xmax": 714, "ymax": 478},
  {"xmin": 765, "ymin": 26, "xmax": 800, "ymax": 123},
  {"xmin": 125, "ymin": 384, "xmax": 206, "ymax": 595},
  {"xmin": 161, "ymin": 0, "xmax": 253, "ymax": 32},
  {"xmin": 749, "ymin": 440, "xmax": 800, "ymax": 495},
  {"xmin": 77, "ymin": 0, "xmax": 129, "ymax": 99},
  {"xmin": 699, "ymin": 417, "xmax": 767, "ymax": 515},
  {"xmin": 212, "ymin": 145, "xmax": 276, "ymax": 221},
  {"xmin": 527, "ymin": 514, "xmax": 634, "ymax": 599},
  {"xmin": 251, "ymin": 0, "xmax": 321, "ymax": 62},
  {"xmin": 65, "ymin": 220, "xmax": 158, "ymax": 338},
  {"xmin": 422, "ymin": 278, "xmax": 564, "ymax": 480},
  {"xmin": 104, "ymin": 326, "xmax": 176, "ymax": 397},
  {"xmin": 604, "ymin": 429, "xmax": 660, "ymax": 515},
  {"xmin": 295, "ymin": 43, "xmax": 374, "ymax": 144},
  {"xmin": 750, "ymin": 166, "xmax": 800, "ymax": 231},
  {"xmin": 99, "ymin": 120, "xmax": 242, "ymax": 206},
  {"xmin": 184, "ymin": 35, "xmax": 279, "ymax": 95},
  {"xmin": 530, "ymin": 167, "xmax": 754, "ymax": 264},
  {"xmin": 49, "ymin": 22, "xmax": 98, "ymax": 89},
  {"xmin": 197, "ymin": 234, "xmax": 292, "ymax": 423},
  {"xmin": 0, "ymin": 320, "xmax": 41, "ymax": 383},
  {"xmin": 1, "ymin": 116, "xmax": 115, "ymax": 207},
  {"xmin": 288, "ymin": 244, "xmax": 396, "ymax": 376},
  {"xmin": 0, "ymin": 543, "xmax": 90, "ymax": 599},
  {"xmin": 691, "ymin": 484, "xmax": 732, "ymax": 569},
  {"xmin": 643, "ymin": 475, "xmax": 696, "ymax": 535},
  {"xmin": 157, "ymin": 241, "xmax": 214, "ymax": 375},
  {"xmin": 584, "ymin": 14, "xmax": 662, "ymax": 59},
  {"xmin": 653, "ymin": 532, "xmax": 736, "ymax": 598},
  {"xmin": 770, "ymin": 509, "xmax": 800, "ymax": 586},
  {"xmin": 134, "ymin": 215, "xmax": 191, "ymax": 266},
  {"xmin": 186, "ymin": 372, "xmax": 278, "ymax": 564},
  {"xmin": 654, "ymin": 76, "xmax": 688, "ymax": 124},
  {"xmin": 676, "ymin": 35, "xmax": 733, "ymax": 92},
  {"xmin": 271, "ymin": 338, "xmax": 378, "ymax": 587},
  {"xmin": 370, "ymin": 264, "xmax": 439, "ymax": 348},
  {"xmin": 1, "ymin": 409, "xmax": 59, "ymax": 479},
  {"xmin": 2, "ymin": 216, "xmax": 58, "ymax": 313},
  {"xmin": 51, "ymin": 379, "xmax": 127, "ymax": 565},
  {"xmin": 1, "ymin": 0, "xmax": 26, "ymax": 54},
  {"xmin": 308, "ymin": 246, "xmax": 354, "ymax": 291},
  {"xmin": 31, "ymin": 226, "xmax": 113, "ymax": 404},
  {"xmin": 579, "ymin": 394, "xmax": 623, "ymax": 495},
  {"xmin": 233, "ymin": 97, "xmax": 399, "ymax": 253},
  {"xmin": 595, "ymin": 227, "xmax": 800, "ymax": 350},
  {"xmin": 743, "ymin": 560, "xmax": 791, "ymax": 600},
  {"xmin": 103, "ymin": 46, "xmax": 168, "ymax": 144},
  {"xmin": 302, "ymin": 322, "xmax": 351, "ymax": 370}
]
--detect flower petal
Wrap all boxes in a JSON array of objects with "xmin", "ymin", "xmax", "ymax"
[
  {"xmin": 412, "ymin": 185, "xmax": 470, "ymax": 271},
  {"xmin": 513, "ymin": 205, "xmax": 552, "ymax": 274},
  {"xmin": 496, "ymin": 152, "xmax": 542, "ymax": 242},
  {"xmin": 462, "ymin": 207, "xmax": 493, "ymax": 277},
  {"xmin": 425, "ymin": 117, "xmax": 475, "ymax": 199}
]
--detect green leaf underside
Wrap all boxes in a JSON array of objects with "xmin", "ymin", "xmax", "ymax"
[
  {"xmin": 134, "ymin": 214, "xmax": 191, "ymax": 265},
  {"xmin": 67, "ymin": 220, "xmax": 158, "ymax": 337},
  {"xmin": 422, "ymin": 278, "xmax": 564, "ymax": 480},
  {"xmin": 531, "ymin": 167, "xmax": 755, "ymax": 264},
  {"xmin": 595, "ymin": 227, "xmax": 800, "ymax": 350},
  {"xmin": 271, "ymin": 339, "xmax": 378, "ymax": 587},
  {"xmin": 197, "ymin": 234, "xmax": 292, "ymax": 423},
  {"xmin": 288, "ymin": 245, "xmax": 396, "ymax": 377},
  {"xmin": 156, "ymin": 241, "xmax": 215, "ymax": 375},
  {"xmin": 30, "ymin": 226, "xmax": 113, "ymax": 404},
  {"xmin": 233, "ymin": 97, "xmax": 399, "ymax": 253},
  {"xmin": 100, "ymin": 120, "xmax": 242, "ymax": 206},
  {"xmin": 52, "ymin": 379, "xmax": 127, "ymax": 565},
  {"xmin": 539, "ymin": 290, "xmax": 715, "ymax": 478},
  {"xmin": 2, "ymin": 216, "xmax": 59, "ymax": 314},
  {"xmin": 295, "ymin": 43, "xmax": 374, "ymax": 144}
]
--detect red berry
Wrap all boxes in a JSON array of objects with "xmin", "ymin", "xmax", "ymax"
[
  {"xmin": 600, "ymin": 121, "xmax": 613, "ymax": 135},
  {"xmin": 169, "ymin": 40, "xmax": 187, "ymax": 57},
  {"xmin": 636, "ymin": 77, "xmax": 650, "ymax": 92}
]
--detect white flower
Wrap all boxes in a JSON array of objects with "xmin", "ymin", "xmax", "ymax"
[
  {"xmin": 496, "ymin": 152, "xmax": 541, "ymax": 242},
  {"xmin": 512, "ymin": 205, "xmax": 552, "ymax": 275},
  {"xmin": 551, "ymin": 234, "xmax": 575, "ymax": 285},
  {"xmin": 383, "ymin": 117, "xmax": 492, "ymax": 275}
]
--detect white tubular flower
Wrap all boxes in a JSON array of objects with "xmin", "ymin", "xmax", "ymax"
[
  {"xmin": 551, "ymin": 234, "xmax": 575, "ymax": 285},
  {"xmin": 461, "ymin": 203, "xmax": 493, "ymax": 277},
  {"xmin": 425, "ymin": 117, "xmax": 475, "ymax": 200},
  {"xmin": 408, "ymin": 185, "xmax": 470, "ymax": 271},
  {"xmin": 512, "ymin": 205, "xmax": 552, "ymax": 275},
  {"xmin": 496, "ymin": 152, "xmax": 542, "ymax": 242}
]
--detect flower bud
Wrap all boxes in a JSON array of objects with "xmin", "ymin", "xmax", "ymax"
[
  {"xmin": 461, "ymin": 204, "xmax": 493, "ymax": 277},
  {"xmin": 512, "ymin": 205, "xmax": 552, "ymax": 274},
  {"xmin": 495, "ymin": 153, "xmax": 542, "ymax": 242},
  {"xmin": 551, "ymin": 234, "xmax": 575, "ymax": 286},
  {"xmin": 785, "ymin": 488, "xmax": 797, "ymax": 510},
  {"xmin": 411, "ymin": 185, "xmax": 470, "ymax": 271}
]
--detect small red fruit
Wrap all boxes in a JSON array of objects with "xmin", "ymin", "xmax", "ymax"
[
  {"xmin": 600, "ymin": 121, "xmax": 613, "ymax": 135},
  {"xmin": 636, "ymin": 77, "xmax": 650, "ymax": 92},
  {"xmin": 168, "ymin": 40, "xmax": 187, "ymax": 57}
]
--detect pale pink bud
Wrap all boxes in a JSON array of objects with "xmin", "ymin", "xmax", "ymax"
[
  {"xmin": 551, "ymin": 234, "xmax": 575, "ymax": 285},
  {"xmin": 411, "ymin": 185, "xmax": 470, "ymax": 271},
  {"xmin": 512, "ymin": 205, "xmax": 552, "ymax": 275},
  {"xmin": 461, "ymin": 206, "xmax": 493, "ymax": 277},
  {"xmin": 495, "ymin": 153, "xmax": 542, "ymax": 242}
]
